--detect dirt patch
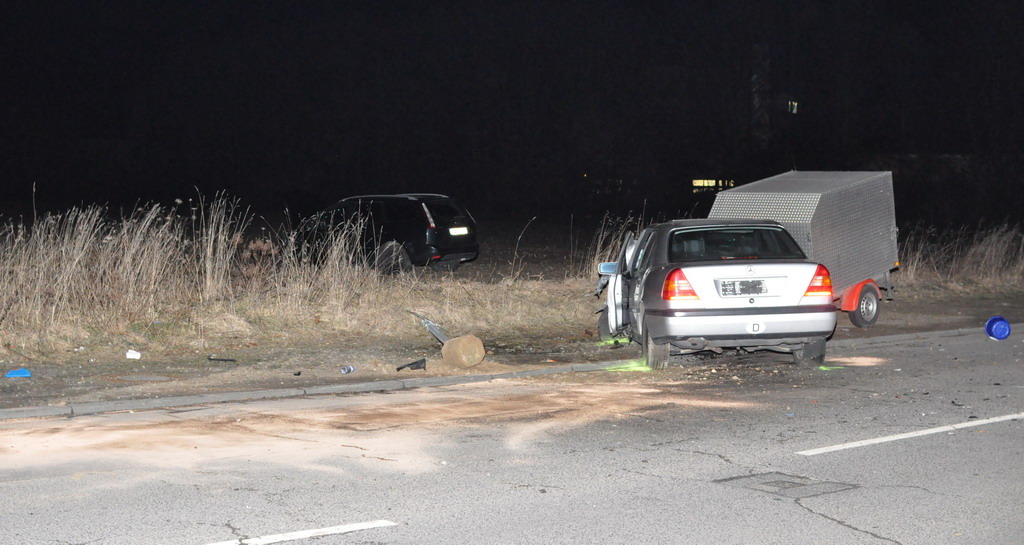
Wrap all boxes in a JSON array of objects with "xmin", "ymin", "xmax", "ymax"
[{"xmin": 0, "ymin": 382, "xmax": 761, "ymax": 470}]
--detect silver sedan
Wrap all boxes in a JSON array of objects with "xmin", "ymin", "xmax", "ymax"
[{"xmin": 597, "ymin": 219, "xmax": 837, "ymax": 369}]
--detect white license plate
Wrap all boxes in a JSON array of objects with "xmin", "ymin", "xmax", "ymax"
[
  {"xmin": 720, "ymin": 279, "xmax": 767, "ymax": 296},
  {"xmin": 449, "ymin": 227, "xmax": 469, "ymax": 236}
]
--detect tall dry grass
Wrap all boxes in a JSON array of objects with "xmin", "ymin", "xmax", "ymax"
[
  {"xmin": 5, "ymin": 198, "xmax": 1019, "ymax": 357},
  {"xmin": 898, "ymin": 223, "xmax": 1024, "ymax": 292},
  {"xmin": 0, "ymin": 197, "xmax": 597, "ymax": 355}
]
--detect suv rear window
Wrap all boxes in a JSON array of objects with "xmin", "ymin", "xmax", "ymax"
[
  {"xmin": 424, "ymin": 200, "xmax": 468, "ymax": 222},
  {"xmin": 669, "ymin": 227, "xmax": 805, "ymax": 262}
]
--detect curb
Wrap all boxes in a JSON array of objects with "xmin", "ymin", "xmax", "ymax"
[
  {"xmin": 2, "ymin": 322, "xmax": 1017, "ymax": 422},
  {"xmin": 0, "ymin": 360, "xmax": 637, "ymax": 422}
]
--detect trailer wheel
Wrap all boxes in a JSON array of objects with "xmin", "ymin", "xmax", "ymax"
[
  {"xmin": 849, "ymin": 284, "xmax": 880, "ymax": 328},
  {"xmin": 644, "ymin": 330, "xmax": 670, "ymax": 370}
]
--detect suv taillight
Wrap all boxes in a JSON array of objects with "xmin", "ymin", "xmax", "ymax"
[
  {"xmin": 420, "ymin": 203, "xmax": 436, "ymax": 229},
  {"xmin": 663, "ymin": 268, "xmax": 699, "ymax": 300},
  {"xmin": 803, "ymin": 264, "xmax": 833, "ymax": 297}
]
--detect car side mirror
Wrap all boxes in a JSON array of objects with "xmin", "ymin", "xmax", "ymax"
[{"xmin": 597, "ymin": 262, "xmax": 618, "ymax": 276}]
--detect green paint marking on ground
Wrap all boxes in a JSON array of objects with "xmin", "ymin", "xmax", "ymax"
[
  {"xmin": 607, "ymin": 359, "xmax": 650, "ymax": 372},
  {"xmin": 818, "ymin": 365, "xmax": 845, "ymax": 371}
]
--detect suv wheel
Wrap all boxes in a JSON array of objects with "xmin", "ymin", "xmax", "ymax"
[{"xmin": 374, "ymin": 242, "xmax": 413, "ymax": 274}]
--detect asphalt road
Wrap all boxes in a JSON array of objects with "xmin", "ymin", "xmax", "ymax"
[{"xmin": 1, "ymin": 331, "xmax": 1021, "ymax": 544}]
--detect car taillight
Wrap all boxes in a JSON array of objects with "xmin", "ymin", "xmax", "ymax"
[
  {"xmin": 421, "ymin": 203, "xmax": 436, "ymax": 229},
  {"xmin": 803, "ymin": 264, "xmax": 833, "ymax": 297},
  {"xmin": 663, "ymin": 268, "xmax": 699, "ymax": 300}
]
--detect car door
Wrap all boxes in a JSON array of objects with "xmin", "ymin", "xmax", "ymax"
[
  {"xmin": 604, "ymin": 231, "xmax": 636, "ymax": 334},
  {"xmin": 627, "ymin": 229, "xmax": 657, "ymax": 337}
]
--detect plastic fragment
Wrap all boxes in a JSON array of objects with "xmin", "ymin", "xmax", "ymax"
[
  {"xmin": 5, "ymin": 368, "xmax": 31, "ymax": 378},
  {"xmin": 397, "ymin": 358, "xmax": 427, "ymax": 372},
  {"xmin": 985, "ymin": 316, "xmax": 1011, "ymax": 341},
  {"xmin": 126, "ymin": 350, "xmax": 141, "ymax": 360}
]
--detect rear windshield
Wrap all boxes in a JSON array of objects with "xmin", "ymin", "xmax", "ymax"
[
  {"xmin": 425, "ymin": 199, "xmax": 470, "ymax": 222},
  {"xmin": 668, "ymin": 226, "xmax": 805, "ymax": 262}
]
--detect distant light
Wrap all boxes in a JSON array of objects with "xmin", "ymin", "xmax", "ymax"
[
  {"xmin": 691, "ymin": 179, "xmax": 735, "ymax": 194},
  {"xmin": 788, "ymin": 101, "xmax": 799, "ymax": 114},
  {"xmin": 583, "ymin": 173, "xmax": 588, "ymax": 178}
]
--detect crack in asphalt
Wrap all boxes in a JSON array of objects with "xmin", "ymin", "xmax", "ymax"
[
  {"xmin": 795, "ymin": 498, "xmax": 903, "ymax": 544},
  {"xmin": 672, "ymin": 448, "xmax": 738, "ymax": 467},
  {"xmin": 875, "ymin": 483, "xmax": 951, "ymax": 497}
]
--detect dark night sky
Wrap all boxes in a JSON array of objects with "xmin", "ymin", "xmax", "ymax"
[{"xmin": 3, "ymin": 1, "xmax": 1023, "ymax": 224}]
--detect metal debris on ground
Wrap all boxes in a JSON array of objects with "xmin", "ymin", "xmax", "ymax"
[
  {"xmin": 340, "ymin": 365, "xmax": 356, "ymax": 374},
  {"xmin": 207, "ymin": 355, "xmax": 237, "ymax": 362},
  {"xmin": 5, "ymin": 368, "xmax": 31, "ymax": 378},
  {"xmin": 406, "ymin": 310, "xmax": 450, "ymax": 344},
  {"xmin": 125, "ymin": 350, "xmax": 142, "ymax": 360},
  {"xmin": 397, "ymin": 358, "xmax": 427, "ymax": 372}
]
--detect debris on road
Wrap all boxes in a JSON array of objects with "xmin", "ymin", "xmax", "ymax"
[
  {"xmin": 207, "ymin": 355, "xmax": 237, "ymax": 362},
  {"xmin": 397, "ymin": 358, "xmax": 427, "ymax": 372},
  {"xmin": 985, "ymin": 316, "xmax": 1011, "ymax": 340},
  {"xmin": 442, "ymin": 335, "xmax": 485, "ymax": 368},
  {"xmin": 4, "ymin": 368, "xmax": 31, "ymax": 378},
  {"xmin": 340, "ymin": 365, "xmax": 356, "ymax": 374},
  {"xmin": 406, "ymin": 310, "xmax": 487, "ymax": 368},
  {"xmin": 125, "ymin": 350, "xmax": 141, "ymax": 360},
  {"xmin": 818, "ymin": 365, "xmax": 845, "ymax": 371},
  {"xmin": 406, "ymin": 310, "xmax": 450, "ymax": 344}
]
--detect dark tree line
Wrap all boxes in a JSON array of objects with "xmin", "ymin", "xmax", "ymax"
[{"xmin": 2, "ymin": 1, "xmax": 1022, "ymax": 223}]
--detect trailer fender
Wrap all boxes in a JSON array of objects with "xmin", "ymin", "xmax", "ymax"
[{"xmin": 840, "ymin": 280, "xmax": 880, "ymax": 312}]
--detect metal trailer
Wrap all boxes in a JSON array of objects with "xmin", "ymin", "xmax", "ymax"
[{"xmin": 708, "ymin": 171, "xmax": 899, "ymax": 327}]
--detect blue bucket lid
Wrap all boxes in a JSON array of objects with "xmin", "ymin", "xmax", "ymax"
[{"xmin": 985, "ymin": 316, "xmax": 1011, "ymax": 341}]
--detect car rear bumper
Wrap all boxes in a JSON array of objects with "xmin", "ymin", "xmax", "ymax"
[
  {"xmin": 409, "ymin": 245, "xmax": 479, "ymax": 266},
  {"xmin": 645, "ymin": 305, "xmax": 837, "ymax": 348}
]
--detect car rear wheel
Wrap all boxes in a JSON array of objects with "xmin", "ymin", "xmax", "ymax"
[
  {"xmin": 849, "ymin": 284, "xmax": 880, "ymax": 328},
  {"xmin": 792, "ymin": 337, "xmax": 826, "ymax": 364},
  {"xmin": 644, "ymin": 330, "xmax": 670, "ymax": 370},
  {"xmin": 374, "ymin": 242, "xmax": 413, "ymax": 274}
]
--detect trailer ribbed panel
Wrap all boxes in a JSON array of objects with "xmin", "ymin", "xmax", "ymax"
[{"xmin": 708, "ymin": 171, "xmax": 898, "ymax": 296}]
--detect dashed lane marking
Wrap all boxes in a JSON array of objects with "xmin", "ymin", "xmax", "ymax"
[
  {"xmin": 797, "ymin": 412, "xmax": 1024, "ymax": 456},
  {"xmin": 203, "ymin": 520, "xmax": 398, "ymax": 545}
]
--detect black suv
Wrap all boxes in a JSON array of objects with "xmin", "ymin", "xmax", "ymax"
[{"xmin": 299, "ymin": 194, "xmax": 479, "ymax": 272}]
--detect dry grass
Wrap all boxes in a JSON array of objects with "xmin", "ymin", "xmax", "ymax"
[
  {"xmin": 0, "ymin": 197, "xmax": 598, "ymax": 355},
  {"xmin": 898, "ymin": 223, "xmax": 1024, "ymax": 293},
  {"xmin": 2, "ymin": 198, "xmax": 1020, "ymax": 357}
]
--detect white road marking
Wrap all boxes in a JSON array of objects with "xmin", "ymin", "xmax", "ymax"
[
  {"xmin": 797, "ymin": 412, "xmax": 1024, "ymax": 456},
  {"xmin": 204, "ymin": 520, "xmax": 398, "ymax": 545}
]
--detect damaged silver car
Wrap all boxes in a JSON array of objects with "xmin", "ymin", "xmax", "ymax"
[{"xmin": 597, "ymin": 219, "xmax": 837, "ymax": 369}]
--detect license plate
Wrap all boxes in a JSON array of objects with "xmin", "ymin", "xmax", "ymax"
[
  {"xmin": 449, "ymin": 227, "xmax": 469, "ymax": 236},
  {"xmin": 720, "ymin": 279, "xmax": 766, "ymax": 296}
]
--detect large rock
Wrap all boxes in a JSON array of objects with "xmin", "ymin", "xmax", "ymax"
[{"xmin": 441, "ymin": 335, "xmax": 485, "ymax": 368}]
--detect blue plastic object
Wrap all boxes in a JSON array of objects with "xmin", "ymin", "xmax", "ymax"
[
  {"xmin": 5, "ymin": 367, "xmax": 31, "ymax": 378},
  {"xmin": 985, "ymin": 316, "xmax": 1011, "ymax": 341}
]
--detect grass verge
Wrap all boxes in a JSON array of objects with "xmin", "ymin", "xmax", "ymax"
[{"xmin": 1, "ymin": 200, "xmax": 1021, "ymax": 358}]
